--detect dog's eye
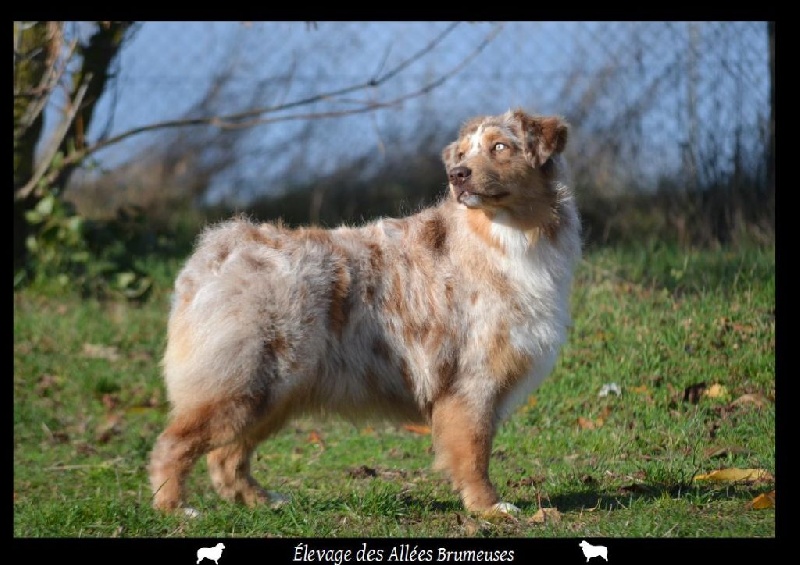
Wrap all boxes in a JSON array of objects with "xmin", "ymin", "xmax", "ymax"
[
  {"xmin": 493, "ymin": 143, "xmax": 507, "ymax": 152},
  {"xmin": 457, "ymin": 151, "xmax": 465, "ymax": 161}
]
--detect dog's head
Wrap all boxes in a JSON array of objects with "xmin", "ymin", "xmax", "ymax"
[{"xmin": 442, "ymin": 109, "xmax": 568, "ymax": 228}]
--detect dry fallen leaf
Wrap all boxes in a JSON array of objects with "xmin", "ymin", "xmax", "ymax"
[
  {"xmin": 526, "ymin": 395, "xmax": 538, "ymax": 409},
  {"xmin": 577, "ymin": 416, "xmax": 604, "ymax": 430},
  {"xmin": 507, "ymin": 475, "xmax": 546, "ymax": 488},
  {"xmin": 694, "ymin": 468, "xmax": 773, "ymax": 483},
  {"xmin": 402, "ymin": 424, "xmax": 431, "ymax": 435},
  {"xmin": 82, "ymin": 343, "xmax": 120, "ymax": 361},
  {"xmin": 730, "ymin": 393, "xmax": 769, "ymax": 408},
  {"xmin": 101, "ymin": 393, "xmax": 119, "ymax": 412},
  {"xmin": 704, "ymin": 383, "xmax": 728, "ymax": 399},
  {"xmin": 703, "ymin": 445, "xmax": 751, "ymax": 460},
  {"xmin": 35, "ymin": 374, "xmax": 64, "ymax": 395},
  {"xmin": 629, "ymin": 385, "xmax": 649, "ymax": 394},
  {"xmin": 307, "ymin": 430, "xmax": 326, "ymax": 449},
  {"xmin": 95, "ymin": 413, "xmax": 123, "ymax": 444},
  {"xmin": 529, "ymin": 507, "xmax": 562, "ymax": 524},
  {"xmin": 348, "ymin": 465, "xmax": 378, "ymax": 479},
  {"xmin": 749, "ymin": 490, "xmax": 775, "ymax": 510}
]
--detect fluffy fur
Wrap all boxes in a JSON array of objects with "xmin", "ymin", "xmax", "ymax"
[{"xmin": 148, "ymin": 108, "xmax": 582, "ymax": 515}]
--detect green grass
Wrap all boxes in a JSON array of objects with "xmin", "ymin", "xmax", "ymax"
[{"xmin": 13, "ymin": 243, "xmax": 775, "ymax": 537}]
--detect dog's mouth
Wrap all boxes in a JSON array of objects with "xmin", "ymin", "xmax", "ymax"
[{"xmin": 455, "ymin": 188, "xmax": 510, "ymax": 208}]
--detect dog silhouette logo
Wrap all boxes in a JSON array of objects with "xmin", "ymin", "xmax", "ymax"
[
  {"xmin": 197, "ymin": 543, "xmax": 225, "ymax": 564},
  {"xmin": 578, "ymin": 540, "xmax": 608, "ymax": 561}
]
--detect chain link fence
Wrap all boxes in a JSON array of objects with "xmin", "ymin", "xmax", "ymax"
[{"xmin": 56, "ymin": 21, "xmax": 772, "ymax": 243}]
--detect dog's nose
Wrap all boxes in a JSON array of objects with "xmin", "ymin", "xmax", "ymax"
[{"xmin": 448, "ymin": 166, "xmax": 472, "ymax": 186}]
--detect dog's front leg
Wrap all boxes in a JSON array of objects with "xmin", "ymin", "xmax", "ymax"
[{"xmin": 431, "ymin": 394, "xmax": 514, "ymax": 514}]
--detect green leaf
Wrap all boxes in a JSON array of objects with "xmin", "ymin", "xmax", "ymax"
[
  {"xmin": 67, "ymin": 215, "xmax": 84, "ymax": 233},
  {"xmin": 13, "ymin": 270, "xmax": 27, "ymax": 288},
  {"xmin": 115, "ymin": 272, "xmax": 137, "ymax": 289},
  {"xmin": 49, "ymin": 151, "xmax": 64, "ymax": 172},
  {"xmin": 70, "ymin": 251, "xmax": 91, "ymax": 264},
  {"xmin": 35, "ymin": 194, "xmax": 56, "ymax": 216},
  {"xmin": 24, "ymin": 210, "xmax": 43, "ymax": 224}
]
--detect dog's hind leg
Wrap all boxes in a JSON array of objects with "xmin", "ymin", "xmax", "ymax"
[
  {"xmin": 206, "ymin": 396, "xmax": 295, "ymax": 508},
  {"xmin": 149, "ymin": 394, "xmax": 268, "ymax": 512},
  {"xmin": 206, "ymin": 440, "xmax": 268, "ymax": 507},
  {"xmin": 149, "ymin": 406, "xmax": 212, "ymax": 512}
]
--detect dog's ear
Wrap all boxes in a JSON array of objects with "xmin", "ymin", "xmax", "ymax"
[
  {"xmin": 510, "ymin": 110, "xmax": 569, "ymax": 168},
  {"xmin": 441, "ymin": 142, "xmax": 459, "ymax": 170}
]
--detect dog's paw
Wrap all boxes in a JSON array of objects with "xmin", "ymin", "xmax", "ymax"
[
  {"xmin": 478, "ymin": 501, "xmax": 520, "ymax": 522},
  {"xmin": 490, "ymin": 501, "xmax": 520, "ymax": 514},
  {"xmin": 182, "ymin": 506, "xmax": 201, "ymax": 519},
  {"xmin": 267, "ymin": 491, "xmax": 291, "ymax": 509}
]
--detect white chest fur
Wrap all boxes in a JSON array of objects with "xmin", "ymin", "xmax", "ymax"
[{"xmin": 488, "ymin": 208, "xmax": 580, "ymax": 422}]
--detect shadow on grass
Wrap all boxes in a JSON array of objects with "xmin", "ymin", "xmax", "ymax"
[
  {"xmin": 589, "ymin": 243, "xmax": 775, "ymax": 299},
  {"xmin": 522, "ymin": 483, "xmax": 774, "ymax": 513},
  {"xmin": 423, "ymin": 500, "xmax": 465, "ymax": 514}
]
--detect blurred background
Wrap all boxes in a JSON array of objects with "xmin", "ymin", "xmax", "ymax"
[{"xmin": 14, "ymin": 21, "xmax": 775, "ymax": 296}]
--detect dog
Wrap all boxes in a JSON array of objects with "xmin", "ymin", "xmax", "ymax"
[
  {"xmin": 148, "ymin": 108, "xmax": 581, "ymax": 516},
  {"xmin": 578, "ymin": 540, "xmax": 608, "ymax": 561},
  {"xmin": 197, "ymin": 543, "xmax": 225, "ymax": 564}
]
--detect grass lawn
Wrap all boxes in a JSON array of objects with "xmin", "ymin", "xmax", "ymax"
[{"xmin": 13, "ymin": 243, "xmax": 775, "ymax": 537}]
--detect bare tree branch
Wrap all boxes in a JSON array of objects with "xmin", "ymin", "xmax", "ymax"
[
  {"xmin": 16, "ymin": 76, "xmax": 91, "ymax": 200},
  {"xmin": 169, "ymin": 22, "xmax": 465, "ymax": 126},
  {"xmin": 372, "ymin": 22, "xmax": 459, "ymax": 84},
  {"xmin": 15, "ymin": 22, "xmax": 503, "ymax": 202},
  {"xmin": 13, "ymin": 23, "xmax": 75, "ymax": 142}
]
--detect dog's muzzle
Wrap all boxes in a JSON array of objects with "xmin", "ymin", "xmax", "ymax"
[
  {"xmin": 448, "ymin": 166, "xmax": 477, "ymax": 207},
  {"xmin": 448, "ymin": 166, "xmax": 509, "ymax": 207}
]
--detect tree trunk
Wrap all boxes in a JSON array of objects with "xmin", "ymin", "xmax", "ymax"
[
  {"xmin": 13, "ymin": 21, "xmax": 135, "ymax": 272},
  {"xmin": 50, "ymin": 21, "xmax": 135, "ymax": 190},
  {"xmin": 13, "ymin": 21, "xmax": 60, "ymax": 271}
]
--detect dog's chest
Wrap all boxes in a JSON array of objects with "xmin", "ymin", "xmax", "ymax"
[
  {"xmin": 491, "ymin": 223, "xmax": 573, "ymax": 334},
  {"xmin": 484, "ymin": 224, "xmax": 576, "ymax": 419}
]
